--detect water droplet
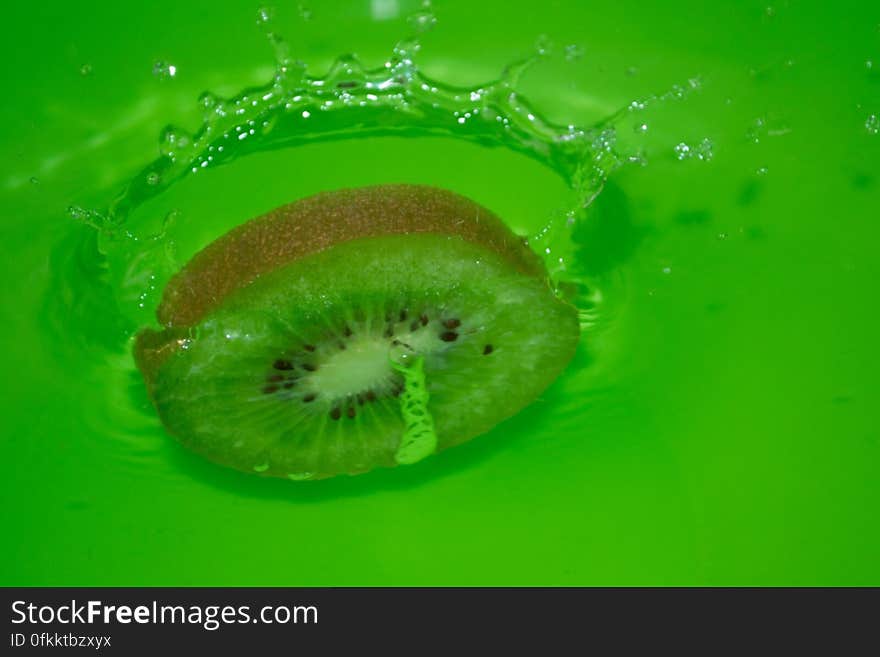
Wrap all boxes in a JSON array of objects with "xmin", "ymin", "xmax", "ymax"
[
  {"xmin": 159, "ymin": 126, "xmax": 191, "ymax": 159},
  {"xmin": 256, "ymin": 5, "xmax": 274, "ymax": 24},
  {"xmin": 407, "ymin": 11, "xmax": 437, "ymax": 33},
  {"xmin": 634, "ymin": 122, "xmax": 648, "ymax": 133},
  {"xmin": 765, "ymin": 6, "xmax": 776, "ymax": 17},
  {"xmin": 756, "ymin": 166, "xmax": 769, "ymax": 176},
  {"xmin": 79, "ymin": 64, "xmax": 92, "ymax": 76},
  {"xmin": 695, "ymin": 138, "xmax": 714, "ymax": 161},
  {"xmin": 866, "ymin": 114, "xmax": 879, "ymax": 135},
  {"xmin": 534, "ymin": 34, "xmax": 553, "ymax": 57},
  {"xmin": 152, "ymin": 61, "xmax": 177, "ymax": 79},
  {"xmin": 146, "ymin": 172, "xmax": 161, "ymax": 186},
  {"xmin": 867, "ymin": 60, "xmax": 874, "ymax": 71},
  {"xmin": 564, "ymin": 44, "xmax": 584, "ymax": 62},
  {"xmin": 198, "ymin": 92, "xmax": 218, "ymax": 110},
  {"xmin": 662, "ymin": 266, "xmax": 672, "ymax": 275},
  {"xmin": 717, "ymin": 232, "xmax": 729, "ymax": 240},
  {"xmin": 625, "ymin": 66, "xmax": 639, "ymax": 76},
  {"xmin": 674, "ymin": 142, "xmax": 692, "ymax": 160}
]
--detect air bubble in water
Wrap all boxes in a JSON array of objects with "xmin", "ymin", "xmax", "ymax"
[
  {"xmin": 674, "ymin": 138, "xmax": 714, "ymax": 161},
  {"xmin": 695, "ymin": 138, "xmax": 714, "ymax": 161},
  {"xmin": 674, "ymin": 142, "xmax": 691, "ymax": 160},
  {"xmin": 146, "ymin": 172, "xmax": 161, "ymax": 186},
  {"xmin": 564, "ymin": 44, "xmax": 584, "ymax": 62},
  {"xmin": 79, "ymin": 64, "xmax": 93, "ymax": 76},
  {"xmin": 152, "ymin": 61, "xmax": 177, "ymax": 79},
  {"xmin": 866, "ymin": 114, "xmax": 879, "ymax": 135}
]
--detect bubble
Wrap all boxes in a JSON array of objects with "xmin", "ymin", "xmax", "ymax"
[
  {"xmin": 662, "ymin": 266, "xmax": 672, "ymax": 275},
  {"xmin": 159, "ymin": 126, "xmax": 191, "ymax": 159},
  {"xmin": 152, "ymin": 61, "xmax": 177, "ymax": 79},
  {"xmin": 146, "ymin": 172, "xmax": 161, "ymax": 186},
  {"xmin": 625, "ymin": 66, "xmax": 639, "ymax": 76},
  {"xmin": 674, "ymin": 142, "xmax": 692, "ymax": 160},
  {"xmin": 717, "ymin": 232, "xmax": 729, "ymax": 241},
  {"xmin": 407, "ymin": 11, "xmax": 437, "ymax": 33},
  {"xmin": 866, "ymin": 114, "xmax": 879, "ymax": 135},
  {"xmin": 29, "ymin": 176, "xmax": 39, "ymax": 185},
  {"xmin": 695, "ymin": 138, "xmax": 714, "ymax": 161},
  {"xmin": 67, "ymin": 205, "xmax": 106, "ymax": 229},
  {"xmin": 674, "ymin": 138, "xmax": 714, "ymax": 161},
  {"xmin": 867, "ymin": 60, "xmax": 874, "ymax": 71},
  {"xmin": 634, "ymin": 122, "xmax": 648, "ymax": 133},
  {"xmin": 756, "ymin": 166, "xmax": 769, "ymax": 176},
  {"xmin": 79, "ymin": 64, "xmax": 93, "ymax": 76},
  {"xmin": 564, "ymin": 44, "xmax": 584, "ymax": 62}
]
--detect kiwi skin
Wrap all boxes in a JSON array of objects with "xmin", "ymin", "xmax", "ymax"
[
  {"xmin": 136, "ymin": 185, "xmax": 550, "ymax": 395},
  {"xmin": 157, "ymin": 184, "xmax": 546, "ymax": 328}
]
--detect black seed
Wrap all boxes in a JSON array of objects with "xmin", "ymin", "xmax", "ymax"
[
  {"xmin": 443, "ymin": 318, "xmax": 461, "ymax": 329},
  {"xmin": 304, "ymin": 344, "xmax": 316, "ymax": 352},
  {"xmin": 303, "ymin": 393, "xmax": 316, "ymax": 403},
  {"xmin": 273, "ymin": 359, "xmax": 294, "ymax": 371},
  {"xmin": 283, "ymin": 381, "xmax": 296, "ymax": 389},
  {"xmin": 262, "ymin": 384, "xmax": 279, "ymax": 394},
  {"xmin": 399, "ymin": 309, "xmax": 408, "ymax": 322},
  {"xmin": 440, "ymin": 331, "xmax": 458, "ymax": 342},
  {"xmin": 337, "ymin": 81, "xmax": 358, "ymax": 89},
  {"xmin": 483, "ymin": 344, "xmax": 494, "ymax": 355},
  {"xmin": 365, "ymin": 391, "xmax": 376, "ymax": 402},
  {"xmin": 267, "ymin": 374, "xmax": 284, "ymax": 383},
  {"xmin": 330, "ymin": 407, "xmax": 341, "ymax": 420},
  {"xmin": 347, "ymin": 406, "xmax": 356, "ymax": 419},
  {"xmin": 343, "ymin": 326, "xmax": 353, "ymax": 337},
  {"xmin": 302, "ymin": 363, "xmax": 317, "ymax": 372},
  {"xmin": 420, "ymin": 314, "xmax": 429, "ymax": 326}
]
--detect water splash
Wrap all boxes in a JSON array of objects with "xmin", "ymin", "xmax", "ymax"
[{"xmin": 79, "ymin": 5, "xmax": 702, "ymax": 333}]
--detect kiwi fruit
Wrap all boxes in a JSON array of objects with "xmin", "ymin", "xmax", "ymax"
[{"xmin": 135, "ymin": 185, "xmax": 579, "ymax": 479}]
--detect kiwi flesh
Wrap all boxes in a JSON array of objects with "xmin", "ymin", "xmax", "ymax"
[{"xmin": 135, "ymin": 185, "xmax": 579, "ymax": 479}]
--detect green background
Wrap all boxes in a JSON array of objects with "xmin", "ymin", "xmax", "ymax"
[{"xmin": 1, "ymin": 0, "xmax": 878, "ymax": 585}]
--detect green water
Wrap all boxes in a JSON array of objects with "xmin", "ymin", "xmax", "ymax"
[{"xmin": 2, "ymin": 0, "xmax": 879, "ymax": 585}]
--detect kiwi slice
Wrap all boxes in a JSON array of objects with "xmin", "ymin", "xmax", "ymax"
[{"xmin": 135, "ymin": 185, "xmax": 579, "ymax": 479}]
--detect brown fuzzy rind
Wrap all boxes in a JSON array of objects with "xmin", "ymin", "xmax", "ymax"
[{"xmin": 157, "ymin": 184, "xmax": 545, "ymax": 328}]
